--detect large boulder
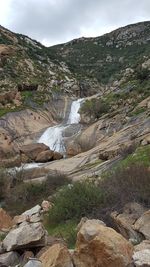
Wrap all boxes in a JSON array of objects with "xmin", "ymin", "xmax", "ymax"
[
  {"xmin": 39, "ymin": 243, "xmax": 73, "ymax": 267},
  {"xmin": 134, "ymin": 210, "xmax": 150, "ymax": 240},
  {"xmin": 73, "ymin": 219, "xmax": 133, "ymax": 267},
  {"xmin": 20, "ymin": 143, "xmax": 49, "ymax": 161},
  {"xmin": 0, "ymin": 251, "xmax": 20, "ymax": 266},
  {"xmin": 0, "ymin": 209, "xmax": 12, "ymax": 232},
  {"xmin": 35, "ymin": 150, "xmax": 53, "ymax": 163},
  {"xmin": 3, "ymin": 222, "xmax": 47, "ymax": 251}
]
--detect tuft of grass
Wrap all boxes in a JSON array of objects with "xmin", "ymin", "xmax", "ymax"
[
  {"xmin": 121, "ymin": 145, "xmax": 150, "ymax": 167},
  {"xmin": 45, "ymin": 218, "xmax": 77, "ymax": 248}
]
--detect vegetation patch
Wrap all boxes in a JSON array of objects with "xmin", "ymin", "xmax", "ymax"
[
  {"xmin": 45, "ymin": 218, "xmax": 77, "ymax": 248},
  {"xmin": 1, "ymin": 170, "xmax": 70, "ymax": 215},
  {"xmin": 80, "ymin": 98, "xmax": 110, "ymax": 120},
  {"xmin": 49, "ymin": 181, "xmax": 104, "ymax": 224}
]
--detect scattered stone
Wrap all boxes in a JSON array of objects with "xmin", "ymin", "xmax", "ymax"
[
  {"xmin": 0, "ymin": 251, "xmax": 20, "ymax": 266},
  {"xmin": 73, "ymin": 219, "xmax": 133, "ymax": 267},
  {"xmin": 21, "ymin": 251, "xmax": 34, "ymax": 266},
  {"xmin": 0, "ymin": 209, "xmax": 12, "ymax": 232},
  {"xmin": 134, "ymin": 210, "xmax": 150, "ymax": 240},
  {"xmin": 111, "ymin": 202, "xmax": 145, "ymax": 242},
  {"xmin": 24, "ymin": 258, "xmax": 42, "ymax": 267},
  {"xmin": 3, "ymin": 222, "xmax": 47, "ymax": 251},
  {"xmin": 41, "ymin": 201, "xmax": 52, "ymax": 212},
  {"xmin": 39, "ymin": 243, "xmax": 73, "ymax": 267},
  {"xmin": 22, "ymin": 205, "xmax": 41, "ymax": 217},
  {"xmin": 133, "ymin": 249, "xmax": 150, "ymax": 267},
  {"xmin": 135, "ymin": 240, "xmax": 150, "ymax": 252},
  {"xmin": 77, "ymin": 217, "xmax": 105, "ymax": 232}
]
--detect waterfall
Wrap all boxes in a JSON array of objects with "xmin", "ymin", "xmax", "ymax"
[
  {"xmin": 38, "ymin": 125, "xmax": 66, "ymax": 154},
  {"xmin": 67, "ymin": 98, "xmax": 83, "ymax": 124},
  {"xmin": 38, "ymin": 98, "xmax": 83, "ymax": 153}
]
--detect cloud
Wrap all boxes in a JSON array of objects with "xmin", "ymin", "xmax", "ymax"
[{"xmin": 2, "ymin": 0, "xmax": 150, "ymax": 46}]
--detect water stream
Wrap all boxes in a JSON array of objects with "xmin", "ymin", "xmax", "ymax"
[
  {"xmin": 38, "ymin": 98, "xmax": 83, "ymax": 153},
  {"xmin": 12, "ymin": 98, "xmax": 83, "ymax": 171}
]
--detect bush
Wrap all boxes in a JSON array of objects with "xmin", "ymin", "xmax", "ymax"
[
  {"xmin": 80, "ymin": 98, "xmax": 109, "ymax": 120},
  {"xmin": 136, "ymin": 67, "xmax": 150, "ymax": 82},
  {"xmin": 49, "ymin": 181, "xmax": 104, "ymax": 224},
  {"xmin": 0, "ymin": 169, "xmax": 10, "ymax": 200},
  {"xmin": 100, "ymin": 163, "xmax": 150, "ymax": 208},
  {"xmin": 45, "ymin": 219, "xmax": 77, "ymax": 248},
  {"xmin": 4, "ymin": 170, "xmax": 70, "ymax": 214}
]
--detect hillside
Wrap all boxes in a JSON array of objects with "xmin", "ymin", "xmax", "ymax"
[
  {"xmin": 49, "ymin": 21, "xmax": 150, "ymax": 84},
  {"xmin": 0, "ymin": 25, "xmax": 79, "ymax": 113}
]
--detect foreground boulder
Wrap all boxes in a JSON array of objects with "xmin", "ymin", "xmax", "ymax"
[
  {"xmin": 39, "ymin": 243, "xmax": 73, "ymax": 267},
  {"xmin": 0, "ymin": 209, "xmax": 12, "ymax": 232},
  {"xmin": 3, "ymin": 222, "xmax": 47, "ymax": 251},
  {"xmin": 73, "ymin": 219, "xmax": 133, "ymax": 267}
]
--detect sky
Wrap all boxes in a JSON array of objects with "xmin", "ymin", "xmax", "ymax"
[{"xmin": 0, "ymin": 0, "xmax": 150, "ymax": 46}]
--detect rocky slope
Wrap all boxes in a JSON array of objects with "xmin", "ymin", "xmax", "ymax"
[
  {"xmin": 0, "ymin": 25, "xmax": 80, "ymax": 112},
  {"xmin": 49, "ymin": 21, "xmax": 150, "ymax": 85},
  {"xmin": 0, "ymin": 202, "xmax": 150, "ymax": 266}
]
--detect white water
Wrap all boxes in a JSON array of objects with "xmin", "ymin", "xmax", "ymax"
[
  {"xmin": 38, "ymin": 98, "xmax": 83, "ymax": 153},
  {"xmin": 38, "ymin": 125, "xmax": 66, "ymax": 154},
  {"xmin": 67, "ymin": 98, "xmax": 83, "ymax": 124}
]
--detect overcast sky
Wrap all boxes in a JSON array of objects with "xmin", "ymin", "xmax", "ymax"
[{"xmin": 0, "ymin": 0, "xmax": 150, "ymax": 46}]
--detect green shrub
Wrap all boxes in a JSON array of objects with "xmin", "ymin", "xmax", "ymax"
[
  {"xmin": 80, "ymin": 98, "xmax": 109, "ymax": 120},
  {"xmin": 136, "ymin": 67, "xmax": 150, "ymax": 82},
  {"xmin": 100, "ymin": 163, "xmax": 150, "ymax": 208},
  {"xmin": 49, "ymin": 181, "xmax": 104, "ymax": 224},
  {"xmin": 4, "ymin": 171, "xmax": 70, "ymax": 214},
  {"xmin": 45, "ymin": 219, "xmax": 77, "ymax": 248}
]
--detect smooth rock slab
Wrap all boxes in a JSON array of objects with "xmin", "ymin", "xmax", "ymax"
[
  {"xmin": 0, "ymin": 251, "xmax": 20, "ymax": 266},
  {"xmin": 3, "ymin": 222, "xmax": 47, "ymax": 251}
]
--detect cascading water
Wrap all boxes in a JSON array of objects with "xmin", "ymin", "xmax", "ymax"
[
  {"xmin": 67, "ymin": 98, "xmax": 83, "ymax": 124},
  {"xmin": 38, "ymin": 98, "xmax": 83, "ymax": 153},
  {"xmin": 38, "ymin": 125, "xmax": 66, "ymax": 154},
  {"xmin": 13, "ymin": 98, "xmax": 83, "ymax": 171}
]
